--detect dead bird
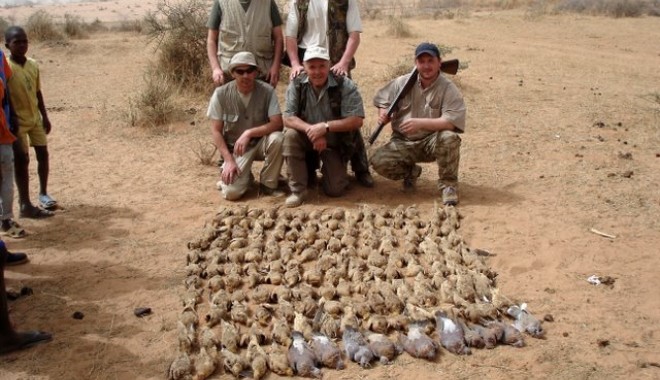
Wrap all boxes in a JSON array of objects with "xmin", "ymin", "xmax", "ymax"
[
  {"xmin": 485, "ymin": 321, "xmax": 524, "ymax": 347},
  {"xmin": 221, "ymin": 320, "xmax": 241, "ymax": 353},
  {"xmin": 246, "ymin": 335, "xmax": 268, "ymax": 380},
  {"xmin": 267, "ymin": 342, "xmax": 294, "ymax": 376},
  {"xmin": 177, "ymin": 321, "xmax": 194, "ymax": 354},
  {"xmin": 294, "ymin": 312, "xmax": 314, "ymax": 340},
  {"xmin": 342, "ymin": 326, "xmax": 375, "ymax": 368},
  {"xmin": 398, "ymin": 321, "xmax": 438, "ymax": 360},
  {"xmin": 435, "ymin": 310, "xmax": 471, "ymax": 355},
  {"xmin": 310, "ymin": 332, "xmax": 345, "ymax": 369},
  {"xmin": 473, "ymin": 321, "xmax": 504, "ymax": 349},
  {"xmin": 221, "ymin": 346, "xmax": 247, "ymax": 378},
  {"xmin": 272, "ymin": 317, "xmax": 292, "ymax": 347},
  {"xmin": 460, "ymin": 321, "xmax": 485, "ymax": 349},
  {"xmin": 507, "ymin": 304, "xmax": 545, "ymax": 338},
  {"xmin": 288, "ymin": 331, "xmax": 322, "ymax": 378},
  {"xmin": 194, "ymin": 346, "xmax": 218, "ymax": 380},
  {"xmin": 366, "ymin": 332, "xmax": 402, "ymax": 364},
  {"xmin": 167, "ymin": 351, "xmax": 192, "ymax": 380}
]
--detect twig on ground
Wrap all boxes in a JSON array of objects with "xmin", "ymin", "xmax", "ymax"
[{"xmin": 590, "ymin": 228, "xmax": 616, "ymax": 239}]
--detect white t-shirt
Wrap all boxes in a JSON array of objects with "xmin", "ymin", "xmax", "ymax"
[{"xmin": 284, "ymin": 0, "xmax": 362, "ymax": 50}]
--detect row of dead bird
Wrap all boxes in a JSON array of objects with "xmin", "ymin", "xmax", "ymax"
[{"xmin": 169, "ymin": 205, "xmax": 545, "ymax": 379}]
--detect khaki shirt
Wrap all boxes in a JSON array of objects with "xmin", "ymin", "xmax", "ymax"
[{"xmin": 373, "ymin": 72, "xmax": 466, "ymax": 141}]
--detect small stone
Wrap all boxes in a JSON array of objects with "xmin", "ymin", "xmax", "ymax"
[
  {"xmin": 20, "ymin": 286, "xmax": 34, "ymax": 296},
  {"xmin": 543, "ymin": 288, "xmax": 555, "ymax": 294},
  {"xmin": 562, "ymin": 332, "xmax": 569, "ymax": 337},
  {"xmin": 597, "ymin": 339, "xmax": 610, "ymax": 347},
  {"xmin": 72, "ymin": 311, "xmax": 85, "ymax": 320},
  {"xmin": 621, "ymin": 171, "xmax": 634, "ymax": 178},
  {"xmin": 543, "ymin": 314, "xmax": 554, "ymax": 322}
]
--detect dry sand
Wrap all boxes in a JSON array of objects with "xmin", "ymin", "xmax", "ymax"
[{"xmin": 1, "ymin": 1, "xmax": 659, "ymax": 379}]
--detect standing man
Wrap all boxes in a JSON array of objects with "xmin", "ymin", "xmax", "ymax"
[
  {"xmin": 206, "ymin": 0, "xmax": 283, "ymax": 88},
  {"xmin": 284, "ymin": 0, "xmax": 373, "ymax": 187},
  {"xmin": 208, "ymin": 52, "xmax": 284, "ymax": 201},
  {"xmin": 371, "ymin": 42, "xmax": 466, "ymax": 206},
  {"xmin": 282, "ymin": 46, "xmax": 365, "ymax": 207}
]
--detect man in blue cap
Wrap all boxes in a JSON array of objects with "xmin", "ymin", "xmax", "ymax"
[{"xmin": 370, "ymin": 42, "xmax": 466, "ymax": 205}]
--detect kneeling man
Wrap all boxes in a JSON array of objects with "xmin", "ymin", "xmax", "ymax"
[{"xmin": 208, "ymin": 51, "xmax": 284, "ymax": 200}]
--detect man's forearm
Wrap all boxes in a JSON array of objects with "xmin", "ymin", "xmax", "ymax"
[
  {"xmin": 207, "ymin": 30, "xmax": 221, "ymax": 71},
  {"xmin": 247, "ymin": 116, "xmax": 284, "ymax": 138},
  {"xmin": 271, "ymin": 27, "xmax": 283, "ymax": 68},
  {"xmin": 211, "ymin": 122, "xmax": 234, "ymax": 162},
  {"xmin": 283, "ymin": 115, "xmax": 310, "ymax": 133},
  {"xmin": 326, "ymin": 116, "xmax": 362, "ymax": 132},
  {"xmin": 285, "ymin": 37, "xmax": 302, "ymax": 67},
  {"xmin": 339, "ymin": 32, "xmax": 360, "ymax": 66}
]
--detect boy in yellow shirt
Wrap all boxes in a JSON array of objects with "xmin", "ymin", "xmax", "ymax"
[{"xmin": 5, "ymin": 26, "xmax": 55, "ymax": 219}]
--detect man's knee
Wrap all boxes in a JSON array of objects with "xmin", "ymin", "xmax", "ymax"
[
  {"xmin": 222, "ymin": 187, "xmax": 246, "ymax": 201},
  {"xmin": 369, "ymin": 147, "xmax": 390, "ymax": 175},
  {"xmin": 437, "ymin": 131, "xmax": 461, "ymax": 149},
  {"xmin": 282, "ymin": 129, "xmax": 306, "ymax": 158},
  {"xmin": 322, "ymin": 181, "xmax": 346, "ymax": 198}
]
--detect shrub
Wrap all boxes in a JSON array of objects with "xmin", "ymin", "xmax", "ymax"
[
  {"xmin": 144, "ymin": 0, "xmax": 211, "ymax": 94},
  {"xmin": 25, "ymin": 10, "xmax": 64, "ymax": 42},
  {"xmin": 191, "ymin": 140, "xmax": 218, "ymax": 166},
  {"xmin": 0, "ymin": 16, "xmax": 12, "ymax": 35},
  {"xmin": 63, "ymin": 13, "xmax": 89, "ymax": 39},
  {"xmin": 126, "ymin": 72, "xmax": 176, "ymax": 128},
  {"xmin": 386, "ymin": 16, "xmax": 414, "ymax": 38},
  {"xmin": 555, "ymin": 0, "xmax": 650, "ymax": 17},
  {"xmin": 114, "ymin": 19, "xmax": 144, "ymax": 33}
]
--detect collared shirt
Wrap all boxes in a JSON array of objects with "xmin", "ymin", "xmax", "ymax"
[
  {"xmin": 284, "ymin": 73, "xmax": 364, "ymax": 123},
  {"xmin": 7, "ymin": 57, "xmax": 42, "ymax": 131},
  {"xmin": 284, "ymin": 0, "xmax": 362, "ymax": 50},
  {"xmin": 373, "ymin": 72, "xmax": 466, "ymax": 140}
]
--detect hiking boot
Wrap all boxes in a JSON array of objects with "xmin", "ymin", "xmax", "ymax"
[
  {"xmin": 442, "ymin": 186, "xmax": 459, "ymax": 206},
  {"xmin": 6, "ymin": 252, "xmax": 29, "ymax": 266},
  {"xmin": 356, "ymin": 172, "xmax": 375, "ymax": 188},
  {"xmin": 403, "ymin": 165, "xmax": 422, "ymax": 191},
  {"xmin": 285, "ymin": 192, "xmax": 306, "ymax": 208}
]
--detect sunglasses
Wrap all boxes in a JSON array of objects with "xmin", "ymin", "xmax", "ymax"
[{"xmin": 233, "ymin": 66, "xmax": 257, "ymax": 75}]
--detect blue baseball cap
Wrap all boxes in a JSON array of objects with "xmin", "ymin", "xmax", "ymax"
[{"xmin": 415, "ymin": 42, "xmax": 440, "ymax": 58}]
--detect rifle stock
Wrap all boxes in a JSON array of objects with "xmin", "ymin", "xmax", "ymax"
[{"xmin": 368, "ymin": 59, "xmax": 460, "ymax": 145}]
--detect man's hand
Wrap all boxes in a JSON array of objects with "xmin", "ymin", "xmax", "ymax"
[
  {"xmin": 330, "ymin": 61, "xmax": 350, "ymax": 77},
  {"xmin": 312, "ymin": 136, "xmax": 327, "ymax": 152},
  {"xmin": 305, "ymin": 122, "xmax": 327, "ymax": 143},
  {"xmin": 43, "ymin": 118, "xmax": 52, "ymax": 134},
  {"xmin": 266, "ymin": 65, "xmax": 279, "ymax": 88},
  {"xmin": 221, "ymin": 160, "xmax": 241, "ymax": 185},
  {"xmin": 212, "ymin": 68, "xmax": 225, "ymax": 87},
  {"xmin": 377, "ymin": 111, "xmax": 391, "ymax": 127},
  {"xmin": 400, "ymin": 118, "xmax": 424, "ymax": 136},
  {"xmin": 233, "ymin": 131, "xmax": 252, "ymax": 157},
  {"xmin": 289, "ymin": 64, "xmax": 305, "ymax": 80}
]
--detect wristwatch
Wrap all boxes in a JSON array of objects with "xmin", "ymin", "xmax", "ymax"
[{"xmin": 324, "ymin": 122, "xmax": 330, "ymax": 133}]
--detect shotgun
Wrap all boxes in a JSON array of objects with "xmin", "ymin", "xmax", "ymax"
[{"xmin": 368, "ymin": 58, "xmax": 459, "ymax": 145}]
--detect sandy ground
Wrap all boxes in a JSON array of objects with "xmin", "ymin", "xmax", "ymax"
[{"xmin": 1, "ymin": 1, "xmax": 659, "ymax": 379}]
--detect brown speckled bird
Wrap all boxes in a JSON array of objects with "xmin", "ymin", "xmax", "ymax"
[
  {"xmin": 272, "ymin": 317, "xmax": 292, "ymax": 347},
  {"xmin": 268, "ymin": 343, "xmax": 294, "ymax": 376},
  {"xmin": 221, "ymin": 320, "xmax": 241, "ymax": 353},
  {"xmin": 246, "ymin": 335, "xmax": 268, "ymax": 380},
  {"xmin": 288, "ymin": 331, "xmax": 322, "ymax": 378},
  {"xmin": 167, "ymin": 351, "xmax": 192, "ymax": 380},
  {"xmin": 193, "ymin": 346, "xmax": 218, "ymax": 380}
]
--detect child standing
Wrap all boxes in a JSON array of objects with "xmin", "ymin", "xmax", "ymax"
[{"xmin": 4, "ymin": 26, "xmax": 55, "ymax": 220}]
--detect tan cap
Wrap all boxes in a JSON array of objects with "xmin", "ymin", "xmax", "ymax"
[
  {"xmin": 303, "ymin": 46, "xmax": 330, "ymax": 62},
  {"xmin": 229, "ymin": 51, "xmax": 257, "ymax": 72}
]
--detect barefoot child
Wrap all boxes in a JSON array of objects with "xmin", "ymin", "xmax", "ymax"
[{"xmin": 4, "ymin": 26, "xmax": 56, "ymax": 219}]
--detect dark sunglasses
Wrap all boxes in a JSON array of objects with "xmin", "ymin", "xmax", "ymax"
[{"xmin": 233, "ymin": 66, "xmax": 257, "ymax": 75}]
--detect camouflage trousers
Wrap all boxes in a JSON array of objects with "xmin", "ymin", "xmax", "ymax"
[{"xmin": 370, "ymin": 130, "xmax": 461, "ymax": 190}]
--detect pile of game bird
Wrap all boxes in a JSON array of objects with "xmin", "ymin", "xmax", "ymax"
[{"xmin": 168, "ymin": 204, "xmax": 545, "ymax": 379}]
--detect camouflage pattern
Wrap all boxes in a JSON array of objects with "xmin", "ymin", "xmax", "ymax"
[{"xmin": 370, "ymin": 130, "xmax": 461, "ymax": 190}]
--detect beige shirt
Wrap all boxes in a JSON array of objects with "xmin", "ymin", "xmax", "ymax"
[{"xmin": 374, "ymin": 72, "xmax": 466, "ymax": 140}]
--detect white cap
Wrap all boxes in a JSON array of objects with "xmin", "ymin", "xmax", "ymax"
[
  {"xmin": 229, "ymin": 51, "xmax": 257, "ymax": 72},
  {"xmin": 303, "ymin": 46, "xmax": 330, "ymax": 62}
]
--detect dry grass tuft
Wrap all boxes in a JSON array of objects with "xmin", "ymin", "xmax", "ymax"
[
  {"xmin": 554, "ymin": 0, "xmax": 653, "ymax": 17},
  {"xmin": 126, "ymin": 72, "xmax": 176, "ymax": 129},
  {"xmin": 191, "ymin": 140, "xmax": 218, "ymax": 166},
  {"xmin": 25, "ymin": 10, "xmax": 64, "ymax": 42},
  {"xmin": 385, "ymin": 16, "xmax": 414, "ymax": 38},
  {"xmin": 63, "ymin": 13, "xmax": 89, "ymax": 39}
]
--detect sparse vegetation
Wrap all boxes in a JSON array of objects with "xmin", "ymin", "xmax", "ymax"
[
  {"xmin": 63, "ymin": 13, "xmax": 89, "ymax": 39},
  {"xmin": 144, "ymin": 0, "xmax": 211, "ymax": 94},
  {"xmin": 0, "ymin": 16, "xmax": 12, "ymax": 34},
  {"xmin": 113, "ymin": 19, "xmax": 144, "ymax": 33},
  {"xmin": 191, "ymin": 140, "xmax": 218, "ymax": 166},
  {"xmin": 25, "ymin": 10, "xmax": 64, "ymax": 42},
  {"xmin": 554, "ymin": 0, "xmax": 655, "ymax": 17},
  {"xmin": 386, "ymin": 16, "xmax": 414, "ymax": 38},
  {"xmin": 126, "ymin": 72, "xmax": 176, "ymax": 128}
]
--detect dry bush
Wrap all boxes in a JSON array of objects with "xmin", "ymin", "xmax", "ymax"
[
  {"xmin": 0, "ymin": 16, "xmax": 12, "ymax": 34},
  {"xmin": 25, "ymin": 10, "xmax": 64, "ymax": 42},
  {"xmin": 386, "ymin": 16, "xmax": 414, "ymax": 38},
  {"xmin": 144, "ymin": 0, "xmax": 211, "ymax": 94},
  {"xmin": 126, "ymin": 72, "xmax": 176, "ymax": 128},
  {"xmin": 191, "ymin": 140, "xmax": 218, "ymax": 166},
  {"xmin": 63, "ymin": 13, "xmax": 88, "ymax": 39},
  {"xmin": 86, "ymin": 18, "xmax": 108, "ymax": 33},
  {"xmin": 113, "ymin": 19, "xmax": 145, "ymax": 33},
  {"xmin": 555, "ymin": 0, "xmax": 651, "ymax": 17}
]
